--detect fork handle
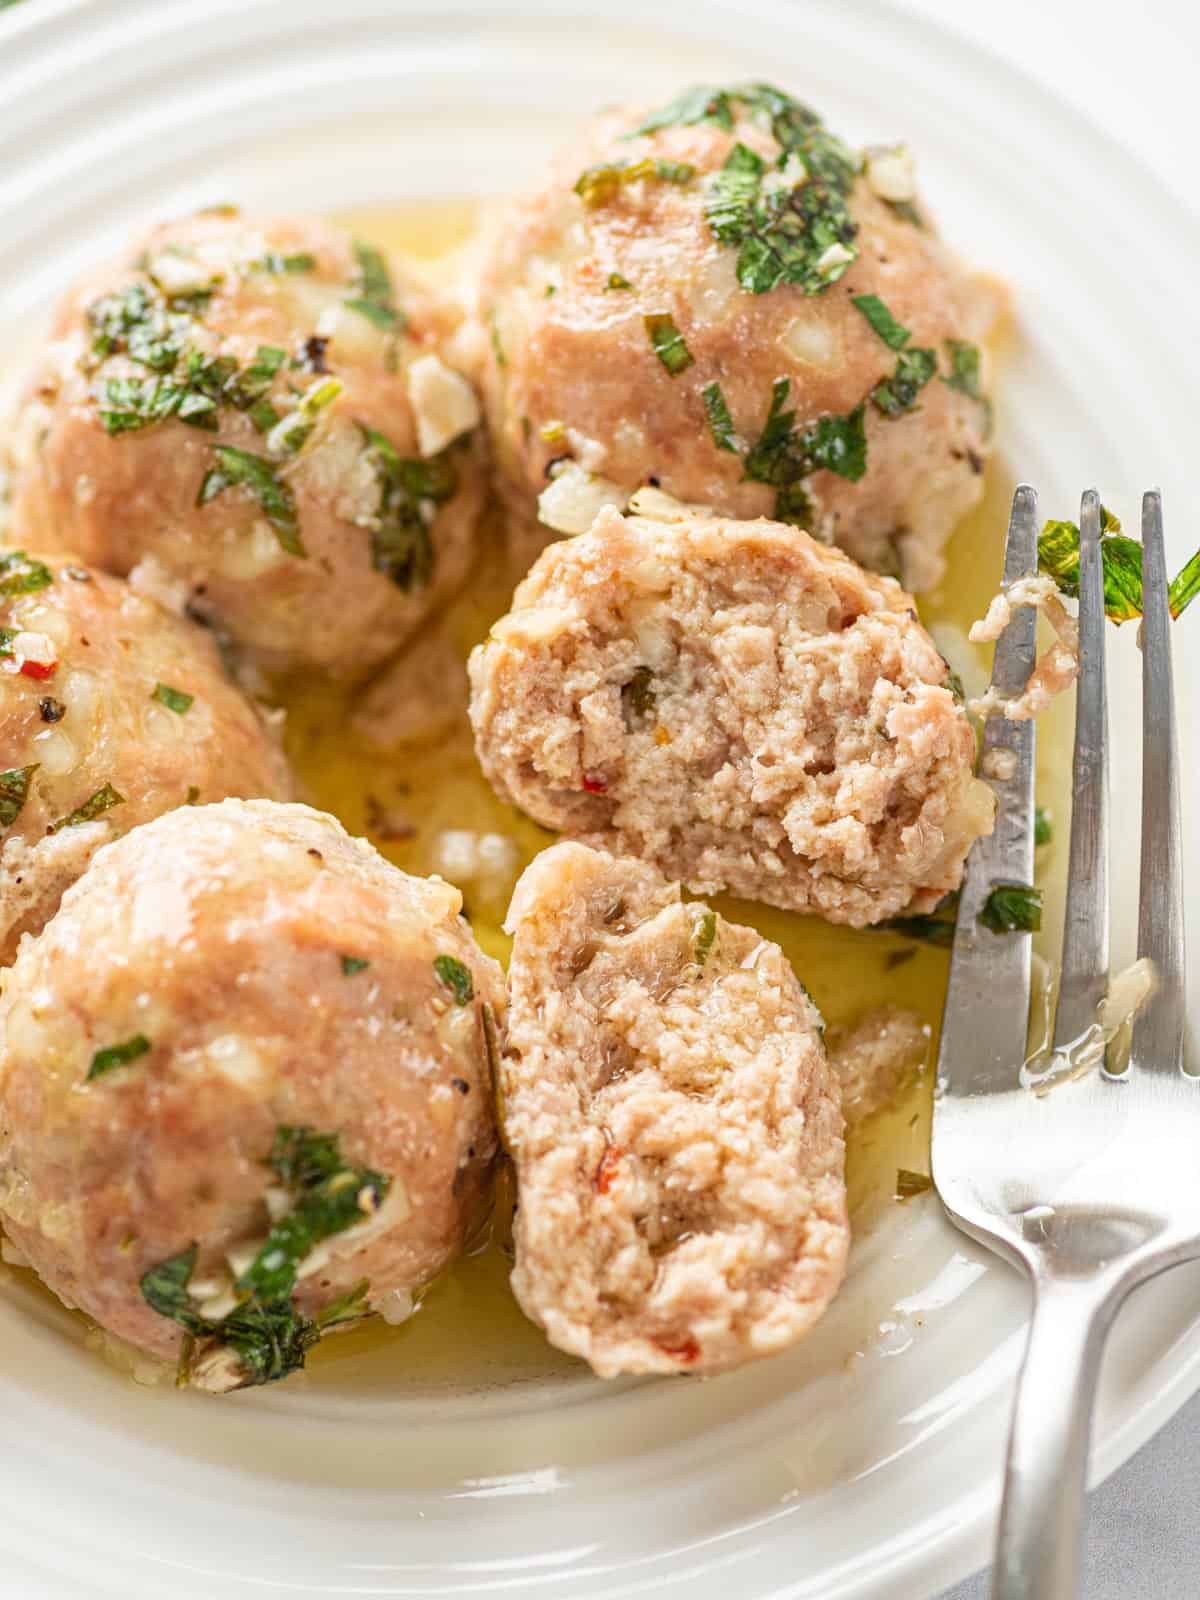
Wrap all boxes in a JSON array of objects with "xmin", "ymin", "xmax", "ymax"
[{"xmin": 991, "ymin": 1274, "xmax": 1119, "ymax": 1599}]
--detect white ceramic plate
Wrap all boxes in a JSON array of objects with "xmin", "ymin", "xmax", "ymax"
[{"xmin": 1, "ymin": 3, "xmax": 1197, "ymax": 1597}]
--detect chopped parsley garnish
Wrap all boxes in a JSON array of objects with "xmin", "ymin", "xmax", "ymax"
[
  {"xmin": 265, "ymin": 375, "xmax": 343, "ymax": 457},
  {"xmin": 802, "ymin": 403, "xmax": 868, "ymax": 479},
  {"xmin": 881, "ymin": 892, "xmax": 959, "ymax": 947},
  {"xmin": 250, "ymin": 250, "xmax": 316, "ymax": 275},
  {"xmin": 693, "ymin": 909, "xmax": 718, "ymax": 966},
  {"xmin": 644, "ymin": 312, "xmax": 694, "ymax": 375},
  {"xmin": 0, "ymin": 549, "xmax": 54, "ymax": 598},
  {"xmin": 50, "ymin": 782, "xmax": 125, "ymax": 832},
  {"xmin": 1035, "ymin": 805, "xmax": 1053, "ymax": 847},
  {"xmin": 97, "ymin": 374, "xmax": 218, "ymax": 435},
  {"xmin": 358, "ymin": 426, "xmax": 457, "ymax": 591},
  {"xmin": 741, "ymin": 377, "xmax": 867, "ymax": 522},
  {"xmin": 895, "ymin": 1169, "xmax": 933, "ymax": 1200},
  {"xmin": 141, "ymin": 1127, "xmax": 390, "ymax": 1389},
  {"xmin": 575, "ymin": 156, "xmax": 696, "ymax": 208},
  {"xmin": 605, "ymin": 271, "xmax": 633, "ymax": 291},
  {"xmin": 979, "ymin": 882, "xmax": 1042, "ymax": 935},
  {"xmin": 851, "ymin": 293, "xmax": 911, "ymax": 351},
  {"xmin": 942, "ymin": 339, "xmax": 983, "ymax": 399},
  {"xmin": 434, "ymin": 954, "xmax": 474, "ymax": 1005},
  {"xmin": 0, "ymin": 764, "xmax": 37, "ymax": 831},
  {"xmin": 1037, "ymin": 507, "xmax": 1200, "ymax": 624},
  {"xmin": 701, "ymin": 381, "xmax": 738, "ymax": 451},
  {"xmin": 871, "ymin": 346, "xmax": 937, "ymax": 417},
  {"xmin": 152, "ymin": 682, "xmax": 194, "ymax": 715},
  {"xmin": 345, "ymin": 240, "xmax": 405, "ymax": 331},
  {"xmin": 340, "ymin": 955, "xmax": 370, "ymax": 976},
  {"xmin": 627, "ymin": 85, "xmax": 736, "ymax": 137},
  {"xmin": 87, "ymin": 1034, "xmax": 151, "ymax": 1081},
  {"xmin": 198, "ymin": 445, "xmax": 304, "ymax": 556},
  {"xmin": 884, "ymin": 198, "xmax": 923, "ymax": 228}
]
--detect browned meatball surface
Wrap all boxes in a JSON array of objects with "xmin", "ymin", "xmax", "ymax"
[
  {"xmin": 0, "ymin": 800, "xmax": 503, "ymax": 1391},
  {"xmin": 470, "ymin": 508, "xmax": 993, "ymax": 927},
  {"xmin": 0, "ymin": 551, "xmax": 290, "ymax": 963},
  {"xmin": 9, "ymin": 211, "xmax": 486, "ymax": 677},
  {"xmin": 472, "ymin": 83, "xmax": 997, "ymax": 589},
  {"xmin": 501, "ymin": 842, "xmax": 847, "ymax": 1377}
]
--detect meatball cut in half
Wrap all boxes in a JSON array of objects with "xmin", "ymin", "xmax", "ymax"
[
  {"xmin": 470, "ymin": 508, "xmax": 993, "ymax": 927},
  {"xmin": 0, "ymin": 550, "xmax": 290, "ymax": 964},
  {"xmin": 9, "ymin": 209, "xmax": 485, "ymax": 677},
  {"xmin": 474, "ymin": 82, "xmax": 997, "ymax": 590},
  {"xmin": 0, "ymin": 800, "xmax": 503, "ymax": 1391},
  {"xmin": 501, "ymin": 842, "xmax": 848, "ymax": 1377}
]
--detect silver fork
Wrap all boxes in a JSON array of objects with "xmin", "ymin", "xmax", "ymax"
[{"xmin": 932, "ymin": 486, "xmax": 1195, "ymax": 1599}]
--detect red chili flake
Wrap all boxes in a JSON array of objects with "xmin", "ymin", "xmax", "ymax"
[
  {"xmin": 19, "ymin": 659, "xmax": 56, "ymax": 681},
  {"xmin": 593, "ymin": 1144, "xmax": 623, "ymax": 1194},
  {"xmin": 581, "ymin": 771, "xmax": 608, "ymax": 794},
  {"xmin": 656, "ymin": 1335, "xmax": 701, "ymax": 1364}
]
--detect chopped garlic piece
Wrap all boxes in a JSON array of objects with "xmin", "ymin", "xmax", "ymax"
[
  {"xmin": 816, "ymin": 241, "xmax": 855, "ymax": 276},
  {"xmin": 537, "ymin": 462, "xmax": 627, "ymax": 535},
  {"xmin": 865, "ymin": 144, "xmax": 917, "ymax": 203},
  {"xmin": 969, "ymin": 574, "xmax": 1080, "ymax": 721},
  {"xmin": 406, "ymin": 354, "xmax": 481, "ymax": 457},
  {"xmin": 11, "ymin": 630, "xmax": 55, "ymax": 666},
  {"xmin": 626, "ymin": 486, "xmax": 715, "ymax": 524}
]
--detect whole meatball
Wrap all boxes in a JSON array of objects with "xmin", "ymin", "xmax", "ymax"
[
  {"xmin": 469, "ymin": 506, "xmax": 994, "ymax": 927},
  {"xmin": 0, "ymin": 800, "xmax": 503, "ymax": 1391},
  {"xmin": 0, "ymin": 550, "xmax": 290, "ymax": 963},
  {"xmin": 9, "ymin": 210, "xmax": 486, "ymax": 677},
  {"xmin": 474, "ymin": 83, "xmax": 997, "ymax": 589},
  {"xmin": 501, "ymin": 841, "xmax": 847, "ymax": 1377}
]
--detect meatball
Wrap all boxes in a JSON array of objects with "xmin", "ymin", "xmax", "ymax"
[
  {"xmin": 9, "ymin": 209, "xmax": 485, "ymax": 677},
  {"xmin": 0, "ymin": 551, "xmax": 290, "ymax": 963},
  {"xmin": 0, "ymin": 799, "xmax": 503, "ymax": 1391},
  {"xmin": 500, "ymin": 841, "xmax": 847, "ymax": 1377},
  {"xmin": 473, "ymin": 83, "xmax": 996, "ymax": 589},
  {"xmin": 469, "ymin": 507, "xmax": 993, "ymax": 926}
]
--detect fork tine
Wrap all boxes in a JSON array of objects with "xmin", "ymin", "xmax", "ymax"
[
  {"xmin": 1053, "ymin": 491, "xmax": 1109, "ymax": 1047},
  {"xmin": 934, "ymin": 485, "xmax": 1037, "ymax": 1106},
  {"xmin": 1131, "ymin": 491, "xmax": 1187, "ymax": 1073}
]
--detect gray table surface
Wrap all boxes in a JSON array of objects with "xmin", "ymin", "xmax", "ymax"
[{"xmin": 938, "ymin": 1390, "xmax": 1200, "ymax": 1598}]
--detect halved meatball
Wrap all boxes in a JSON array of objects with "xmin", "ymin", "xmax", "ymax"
[
  {"xmin": 469, "ymin": 507, "xmax": 993, "ymax": 927},
  {"xmin": 0, "ymin": 799, "xmax": 502, "ymax": 1390},
  {"xmin": 9, "ymin": 209, "xmax": 485, "ymax": 677},
  {"xmin": 0, "ymin": 551, "xmax": 290, "ymax": 963},
  {"xmin": 472, "ymin": 83, "xmax": 997, "ymax": 589},
  {"xmin": 501, "ymin": 841, "xmax": 847, "ymax": 1376}
]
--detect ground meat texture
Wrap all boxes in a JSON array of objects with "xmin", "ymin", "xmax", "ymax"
[
  {"xmin": 0, "ymin": 555, "xmax": 290, "ymax": 964},
  {"xmin": 0, "ymin": 800, "xmax": 503, "ymax": 1390},
  {"xmin": 8, "ymin": 210, "xmax": 485, "ymax": 678},
  {"xmin": 469, "ymin": 509, "xmax": 994, "ymax": 927},
  {"xmin": 826, "ymin": 1006, "xmax": 928, "ymax": 1129},
  {"xmin": 471, "ymin": 86, "xmax": 998, "ymax": 590},
  {"xmin": 500, "ymin": 842, "xmax": 847, "ymax": 1377}
]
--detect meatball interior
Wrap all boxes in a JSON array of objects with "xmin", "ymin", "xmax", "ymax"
[
  {"xmin": 9, "ymin": 210, "xmax": 485, "ymax": 677},
  {"xmin": 501, "ymin": 841, "xmax": 848, "ymax": 1377},
  {"xmin": 470, "ymin": 507, "xmax": 993, "ymax": 926},
  {"xmin": 474, "ymin": 82, "xmax": 997, "ymax": 588},
  {"xmin": 0, "ymin": 800, "xmax": 503, "ymax": 1390},
  {"xmin": 0, "ymin": 551, "xmax": 290, "ymax": 963}
]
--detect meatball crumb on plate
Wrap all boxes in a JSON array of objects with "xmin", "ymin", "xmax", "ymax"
[
  {"xmin": 0, "ymin": 799, "xmax": 503, "ymax": 1391},
  {"xmin": 500, "ymin": 841, "xmax": 847, "ymax": 1377},
  {"xmin": 472, "ymin": 82, "xmax": 998, "ymax": 589},
  {"xmin": 469, "ymin": 507, "xmax": 993, "ymax": 927},
  {"xmin": 0, "ymin": 551, "xmax": 290, "ymax": 964},
  {"xmin": 8, "ymin": 209, "xmax": 486, "ymax": 678}
]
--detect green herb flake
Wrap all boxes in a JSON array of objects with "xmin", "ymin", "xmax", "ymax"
[
  {"xmin": 97, "ymin": 374, "xmax": 217, "ymax": 435},
  {"xmin": 251, "ymin": 251, "xmax": 317, "ymax": 275},
  {"xmin": 605, "ymin": 271, "xmax": 634, "ymax": 291},
  {"xmin": 0, "ymin": 764, "xmax": 38, "ymax": 831},
  {"xmin": 50, "ymin": 782, "xmax": 126, "ymax": 832},
  {"xmin": 644, "ymin": 312, "xmax": 694, "ymax": 376},
  {"xmin": 357, "ymin": 425, "xmax": 457, "ymax": 591},
  {"xmin": 979, "ymin": 882, "xmax": 1042, "ymax": 935},
  {"xmin": 141, "ymin": 1246, "xmax": 208, "ymax": 1336},
  {"xmin": 625, "ymin": 664, "xmax": 656, "ymax": 720},
  {"xmin": 942, "ymin": 339, "xmax": 983, "ymax": 399},
  {"xmin": 198, "ymin": 445, "xmax": 304, "ymax": 556},
  {"xmin": 693, "ymin": 909, "xmax": 718, "ymax": 966},
  {"xmin": 701, "ymin": 381, "xmax": 738, "ymax": 452},
  {"xmin": 0, "ymin": 549, "xmax": 54, "ymax": 599},
  {"xmin": 895, "ymin": 1168, "xmax": 934, "ymax": 1200},
  {"xmin": 87, "ymin": 1033, "xmax": 151, "ymax": 1081},
  {"xmin": 882, "ymin": 892, "xmax": 959, "ymax": 948},
  {"xmin": 265, "ymin": 375, "xmax": 343, "ymax": 457},
  {"xmin": 742, "ymin": 378, "xmax": 868, "ymax": 519},
  {"xmin": 801, "ymin": 402, "xmax": 868, "ymax": 481},
  {"xmin": 434, "ymin": 954, "xmax": 474, "ymax": 1005},
  {"xmin": 345, "ymin": 240, "xmax": 405, "ymax": 332},
  {"xmin": 851, "ymin": 293, "xmax": 912, "ymax": 351},
  {"xmin": 1169, "ymin": 547, "xmax": 1200, "ymax": 619},
  {"xmin": 884, "ymin": 198, "xmax": 924, "ymax": 228},
  {"xmin": 340, "ymin": 955, "xmax": 370, "ymax": 976},
  {"xmin": 871, "ymin": 346, "xmax": 937, "ymax": 418},
  {"xmin": 1034, "ymin": 805, "xmax": 1053, "ymax": 847},
  {"xmin": 152, "ymin": 682, "xmax": 194, "ymax": 715},
  {"xmin": 1036, "ymin": 512, "xmax": 1200, "ymax": 627},
  {"xmin": 627, "ymin": 85, "xmax": 736, "ymax": 137},
  {"xmin": 575, "ymin": 156, "xmax": 696, "ymax": 208}
]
